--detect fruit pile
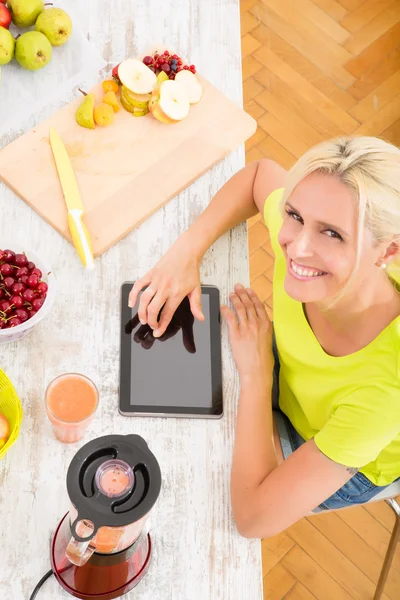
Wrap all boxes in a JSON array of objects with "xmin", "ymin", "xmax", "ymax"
[
  {"xmin": 0, "ymin": 0, "xmax": 72, "ymax": 72},
  {"xmin": 0, "ymin": 248, "xmax": 49, "ymax": 329},
  {"xmin": 141, "ymin": 50, "xmax": 196, "ymax": 80}
]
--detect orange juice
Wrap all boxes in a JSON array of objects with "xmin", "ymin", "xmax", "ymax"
[{"xmin": 45, "ymin": 374, "xmax": 98, "ymax": 443}]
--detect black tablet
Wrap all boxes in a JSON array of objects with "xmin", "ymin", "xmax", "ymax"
[{"xmin": 119, "ymin": 283, "xmax": 223, "ymax": 418}]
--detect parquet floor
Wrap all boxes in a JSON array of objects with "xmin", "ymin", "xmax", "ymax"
[{"xmin": 241, "ymin": 0, "xmax": 400, "ymax": 598}]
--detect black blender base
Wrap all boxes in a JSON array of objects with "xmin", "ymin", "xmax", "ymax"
[{"xmin": 51, "ymin": 516, "xmax": 152, "ymax": 600}]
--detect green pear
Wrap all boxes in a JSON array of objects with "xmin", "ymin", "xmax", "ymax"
[
  {"xmin": 8, "ymin": 0, "xmax": 44, "ymax": 27},
  {"xmin": 0, "ymin": 26, "xmax": 15, "ymax": 65},
  {"xmin": 15, "ymin": 31, "xmax": 52, "ymax": 70},
  {"xmin": 75, "ymin": 93, "xmax": 96, "ymax": 130},
  {"xmin": 36, "ymin": 7, "xmax": 72, "ymax": 46}
]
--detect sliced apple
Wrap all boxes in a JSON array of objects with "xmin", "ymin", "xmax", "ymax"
[
  {"xmin": 121, "ymin": 85, "xmax": 151, "ymax": 109},
  {"xmin": 118, "ymin": 58, "xmax": 156, "ymax": 95},
  {"xmin": 175, "ymin": 70, "xmax": 203, "ymax": 104},
  {"xmin": 149, "ymin": 80, "xmax": 190, "ymax": 124},
  {"xmin": 120, "ymin": 89, "xmax": 149, "ymax": 116}
]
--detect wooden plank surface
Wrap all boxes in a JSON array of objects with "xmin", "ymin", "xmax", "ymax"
[
  {"xmin": 0, "ymin": 76, "xmax": 255, "ymax": 258},
  {"xmin": 0, "ymin": 1, "xmax": 263, "ymax": 599}
]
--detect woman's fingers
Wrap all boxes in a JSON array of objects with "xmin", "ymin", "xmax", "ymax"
[
  {"xmin": 221, "ymin": 304, "xmax": 238, "ymax": 333},
  {"xmin": 147, "ymin": 290, "xmax": 168, "ymax": 330},
  {"xmin": 137, "ymin": 286, "xmax": 157, "ymax": 324},
  {"xmin": 188, "ymin": 286, "xmax": 204, "ymax": 321},
  {"xmin": 234, "ymin": 284, "xmax": 257, "ymax": 324},
  {"xmin": 153, "ymin": 297, "xmax": 182, "ymax": 338},
  {"xmin": 247, "ymin": 287, "xmax": 268, "ymax": 321},
  {"xmin": 230, "ymin": 290, "xmax": 247, "ymax": 326},
  {"xmin": 129, "ymin": 274, "xmax": 152, "ymax": 309}
]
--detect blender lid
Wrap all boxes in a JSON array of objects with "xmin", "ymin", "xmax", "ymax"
[{"xmin": 66, "ymin": 434, "xmax": 161, "ymax": 532}]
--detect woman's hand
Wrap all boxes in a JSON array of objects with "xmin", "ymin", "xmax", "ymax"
[
  {"xmin": 128, "ymin": 240, "xmax": 204, "ymax": 338},
  {"xmin": 221, "ymin": 284, "xmax": 274, "ymax": 382}
]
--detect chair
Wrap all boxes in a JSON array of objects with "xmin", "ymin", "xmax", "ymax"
[{"xmin": 274, "ymin": 410, "xmax": 400, "ymax": 600}]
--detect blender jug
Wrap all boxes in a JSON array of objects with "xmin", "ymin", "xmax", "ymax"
[{"xmin": 51, "ymin": 434, "xmax": 161, "ymax": 600}]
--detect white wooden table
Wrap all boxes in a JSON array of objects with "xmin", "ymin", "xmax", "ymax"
[{"xmin": 0, "ymin": 1, "xmax": 262, "ymax": 599}]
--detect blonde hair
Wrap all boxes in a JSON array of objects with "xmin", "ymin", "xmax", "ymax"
[{"xmin": 281, "ymin": 136, "xmax": 400, "ymax": 298}]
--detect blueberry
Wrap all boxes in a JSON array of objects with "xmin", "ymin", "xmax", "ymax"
[{"xmin": 171, "ymin": 64, "xmax": 177, "ymax": 71}]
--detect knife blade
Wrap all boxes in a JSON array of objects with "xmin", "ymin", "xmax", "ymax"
[{"xmin": 49, "ymin": 127, "xmax": 94, "ymax": 269}]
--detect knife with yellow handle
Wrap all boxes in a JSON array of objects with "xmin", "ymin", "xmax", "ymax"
[{"xmin": 49, "ymin": 127, "xmax": 94, "ymax": 269}]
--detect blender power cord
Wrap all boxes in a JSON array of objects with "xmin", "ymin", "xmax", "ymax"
[{"xmin": 29, "ymin": 569, "xmax": 54, "ymax": 600}]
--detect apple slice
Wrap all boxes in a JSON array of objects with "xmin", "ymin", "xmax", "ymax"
[
  {"xmin": 175, "ymin": 70, "xmax": 203, "ymax": 104},
  {"xmin": 149, "ymin": 80, "xmax": 190, "ymax": 124},
  {"xmin": 118, "ymin": 58, "xmax": 156, "ymax": 95},
  {"xmin": 121, "ymin": 85, "xmax": 151, "ymax": 109}
]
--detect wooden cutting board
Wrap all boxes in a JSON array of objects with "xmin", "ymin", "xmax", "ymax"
[{"xmin": 0, "ymin": 74, "xmax": 256, "ymax": 257}]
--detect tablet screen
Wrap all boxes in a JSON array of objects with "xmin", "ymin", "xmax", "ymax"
[{"xmin": 120, "ymin": 284, "xmax": 223, "ymax": 417}]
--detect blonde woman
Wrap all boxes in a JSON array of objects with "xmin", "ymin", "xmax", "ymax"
[{"xmin": 129, "ymin": 136, "xmax": 400, "ymax": 537}]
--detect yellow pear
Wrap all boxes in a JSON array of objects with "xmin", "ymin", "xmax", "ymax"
[{"xmin": 75, "ymin": 93, "xmax": 95, "ymax": 130}]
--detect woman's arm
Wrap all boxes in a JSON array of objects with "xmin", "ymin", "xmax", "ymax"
[
  {"xmin": 129, "ymin": 159, "xmax": 286, "ymax": 336},
  {"xmin": 223, "ymin": 285, "xmax": 360, "ymax": 539}
]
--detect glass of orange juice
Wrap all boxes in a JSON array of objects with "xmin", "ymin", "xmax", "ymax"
[{"xmin": 45, "ymin": 374, "xmax": 99, "ymax": 443}]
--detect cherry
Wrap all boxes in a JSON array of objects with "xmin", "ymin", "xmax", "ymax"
[
  {"xmin": 0, "ymin": 263, "xmax": 13, "ymax": 276},
  {"xmin": 183, "ymin": 65, "xmax": 189, "ymax": 70},
  {"xmin": 169, "ymin": 73, "xmax": 176, "ymax": 80},
  {"xmin": 4, "ymin": 277, "xmax": 15, "ymax": 290},
  {"xmin": 9, "ymin": 317, "xmax": 21, "ymax": 328},
  {"xmin": 16, "ymin": 309, "xmax": 29, "ymax": 322},
  {"xmin": 11, "ymin": 282, "xmax": 25, "ymax": 295},
  {"xmin": 22, "ymin": 289, "xmax": 35, "ymax": 303},
  {"xmin": 27, "ymin": 274, "xmax": 39, "ymax": 288},
  {"xmin": 163, "ymin": 50, "xmax": 170, "ymax": 56},
  {"xmin": 3, "ymin": 249, "xmax": 15, "ymax": 263},
  {"xmin": 153, "ymin": 53, "xmax": 159, "ymax": 60},
  {"xmin": 0, "ymin": 300, "xmax": 11, "ymax": 313},
  {"xmin": 16, "ymin": 267, "xmax": 29, "ymax": 278},
  {"xmin": 143, "ymin": 55, "xmax": 153, "ymax": 66},
  {"xmin": 148, "ymin": 66, "xmax": 156, "ymax": 73},
  {"xmin": 30, "ymin": 268, "xmax": 42, "ymax": 279},
  {"xmin": 0, "ymin": 289, "xmax": 4, "ymax": 299},
  {"xmin": 26, "ymin": 261, "xmax": 36, "ymax": 271},
  {"xmin": 28, "ymin": 310, "xmax": 37, "ymax": 320},
  {"xmin": 32, "ymin": 298, "xmax": 44, "ymax": 311},
  {"xmin": 172, "ymin": 54, "xmax": 178, "ymax": 59},
  {"xmin": 20, "ymin": 275, "xmax": 29, "ymax": 285},
  {"xmin": 10, "ymin": 295, "xmax": 23, "ymax": 308},
  {"xmin": 14, "ymin": 254, "xmax": 27, "ymax": 267},
  {"xmin": 177, "ymin": 59, "xmax": 183, "ymax": 66},
  {"xmin": 161, "ymin": 63, "xmax": 171, "ymax": 74},
  {"xmin": 37, "ymin": 281, "xmax": 48, "ymax": 294}
]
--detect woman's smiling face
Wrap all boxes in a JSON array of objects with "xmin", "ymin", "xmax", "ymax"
[{"xmin": 277, "ymin": 172, "xmax": 384, "ymax": 304}]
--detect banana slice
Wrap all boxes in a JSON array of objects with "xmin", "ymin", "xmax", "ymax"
[
  {"xmin": 175, "ymin": 70, "xmax": 203, "ymax": 104},
  {"xmin": 118, "ymin": 58, "xmax": 156, "ymax": 95}
]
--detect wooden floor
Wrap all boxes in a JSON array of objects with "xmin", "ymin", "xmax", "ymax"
[{"xmin": 240, "ymin": 0, "xmax": 400, "ymax": 598}]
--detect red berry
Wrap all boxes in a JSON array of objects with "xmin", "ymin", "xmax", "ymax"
[
  {"xmin": 22, "ymin": 289, "xmax": 35, "ymax": 303},
  {"xmin": 0, "ymin": 300, "xmax": 11, "ymax": 313},
  {"xmin": 3, "ymin": 249, "xmax": 15, "ymax": 263},
  {"xmin": 0, "ymin": 263, "xmax": 13, "ymax": 276},
  {"xmin": 20, "ymin": 276, "xmax": 29, "ymax": 285},
  {"xmin": 153, "ymin": 53, "xmax": 159, "ymax": 60},
  {"xmin": 32, "ymin": 298, "xmax": 44, "ymax": 311},
  {"xmin": 161, "ymin": 63, "xmax": 171, "ymax": 74},
  {"xmin": 176, "ymin": 67, "xmax": 182, "ymax": 73},
  {"xmin": 183, "ymin": 65, "xmax": 189, "ymax": 70},
  {"xmin": 37, "ymin": 281, "xmax": 48, "ymax": 294},
  {"xmin": 14, "ymin": 254, "xmax": 27, "ymax": 267},
  {"xmin": 143, "ymin": 55, "xmax": 153, "ymax": 66},
  {"xmin": 177, "ymin": 59, "xmax": 183, "ymax": 66},
  {"xmin": 27, "ymin": 274, "xmax": 39, "ymax": 288},
  {"xmin": 169, "ymin": 73, "xmax": 176, "ymax": 80},
  {"xmin": 30, "ymin": 268, "xmax": 42, "ymax": 279},
  {"xmin": 0, "ymin": 289, "xmax": 4, "ymax": 299},
  {"xmin": 11, "ymin": 282, "xmax": 25, "ymax": 294},
  {"xmin": 9, "ymin": 317, "xmax": 21, "ymax": 328},
  {"xmin": 163, "ymin": 50, "xmax": 170, "ymax": 56},
  {"xmin": 172, "ymin": 54, "xmax": 178, "ymax": 59},
  {"xmin": 26, "ymin": 261, "xmax": 35, "ymax": 271},
  {"xmin": 16, "ymin": 309, "xmax": 29, "ymax": 322},
  {"xmin": 10, "ymin": 296, "xmax": 23, "ymax": 308},
  {"xmin": 3, "ymin": 277, "xmax": 15, "ymax": 290},
  {"xmin": 28, "ymin": 310, "xmax": 37, "ymax": 320},
  {"xmin": 16, "ymin": 267, "xmax": 29, "ymax": 278}
]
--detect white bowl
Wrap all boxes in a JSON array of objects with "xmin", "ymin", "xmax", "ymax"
[{"xmin": 0, "ymin": 243, "xmax": 56, "ymax": 344}]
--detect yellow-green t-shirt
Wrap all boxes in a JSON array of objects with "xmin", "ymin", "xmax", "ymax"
[{"xmin": 265, "ymin": 188, "xmax": 400, "ymax": 486}]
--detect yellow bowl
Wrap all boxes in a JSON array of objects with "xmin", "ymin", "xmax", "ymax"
[{"xmin": 0, "ymin": 370, "xmax": 23, "ymax": 459}]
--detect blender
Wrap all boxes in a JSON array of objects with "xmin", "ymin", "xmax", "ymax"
[{"xmin": 51, "ymin": 434, "xmax": 161, "ymax": 600}]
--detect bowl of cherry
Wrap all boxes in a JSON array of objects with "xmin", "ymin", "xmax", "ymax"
[{"xmin": 0, "ymin": 245, "xmax": 56, "ymax": 344}]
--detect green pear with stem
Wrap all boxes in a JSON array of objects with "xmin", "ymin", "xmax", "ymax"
[
  {"xmin": 76, "ymin": 90, "xmax": 96, "ymax": 130},
  {"xmin": 8, "ymin": 0, "xmax": 44, "ymax": 28}
]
